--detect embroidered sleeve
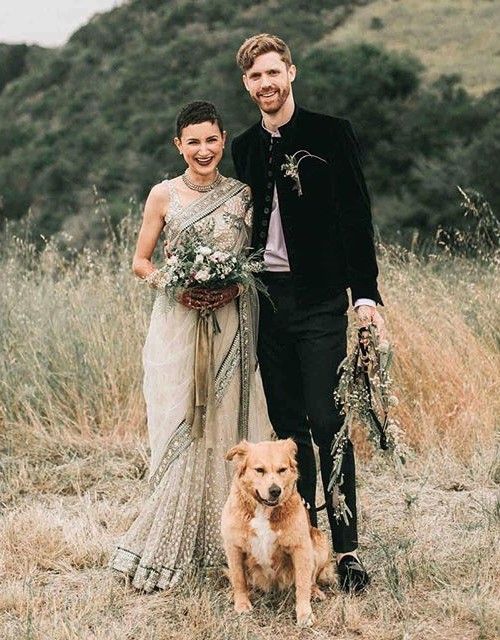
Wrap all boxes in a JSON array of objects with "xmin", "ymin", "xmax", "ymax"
[{"xmin": 241, "ymin": 185, "xmax": 253, "ymax": 229}]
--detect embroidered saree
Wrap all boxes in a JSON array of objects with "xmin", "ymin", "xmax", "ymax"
[{"xmin": 109, "ymin": 177, "xmax": 272, "ymax": 591}]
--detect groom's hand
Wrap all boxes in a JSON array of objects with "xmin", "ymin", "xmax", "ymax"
[
  {"xmin": 355, "ymin": 305, "xmax": 388, "ymax": 342},
  {"xmin": 179, "ymin": 285, "xmax": 240, "ymax": 310}
]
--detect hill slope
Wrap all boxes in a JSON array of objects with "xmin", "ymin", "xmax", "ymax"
[
  {"xmin": 327, "ymin": 0, "xmax": 500, "ymax": 96},
  {"xmin": 0, "ymin": 0, "xmax": 498, "ymax": 244}
]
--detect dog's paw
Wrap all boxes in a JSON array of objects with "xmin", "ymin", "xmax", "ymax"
[
  {"xmin": 311, "ymin": 585, "xmax": 327, "ymax": 601},
  {"xmin": 296, "ymin": 609, "xmax": 315, "ymax": 627},
  {"xmin": 234, "ymin": 597, "xmax": 253, "ymax": 614}
]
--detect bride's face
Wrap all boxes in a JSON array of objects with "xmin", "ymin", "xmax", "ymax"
[{"xmin": 174, "ymin": 121, "xmax": 226, "ymax": 178}]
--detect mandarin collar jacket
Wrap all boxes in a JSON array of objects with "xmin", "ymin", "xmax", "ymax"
[{"xmin": 231, "ymin": 106, "xmax": 382, "ymax": 306}]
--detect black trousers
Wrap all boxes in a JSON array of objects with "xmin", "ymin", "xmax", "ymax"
[{"xmin": 257, "ymin": 272, "xmax": 358, "ymax": 553}]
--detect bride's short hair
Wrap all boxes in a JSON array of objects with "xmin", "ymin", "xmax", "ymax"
[
  {"xmin": 236, "ymin": 34, "xmax": 292, "ymax": 72},
  {"xmin": 176, "ymin": 101, "xmax": 224, "ymax": 138}
]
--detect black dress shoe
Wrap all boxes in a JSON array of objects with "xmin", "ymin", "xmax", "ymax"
[{"xmin": 337, "ymin": 555, "xmax": 370, "ymax": 593}]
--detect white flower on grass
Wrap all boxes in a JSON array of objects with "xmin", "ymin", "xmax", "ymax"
[{"xmin": 194, "ymin": 268, "xmax": 210, "ymax": 282}]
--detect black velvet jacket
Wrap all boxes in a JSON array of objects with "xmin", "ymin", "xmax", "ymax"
[{"xmin": 231, "ymin": 106, "xmax": 383, "ymax": 306}]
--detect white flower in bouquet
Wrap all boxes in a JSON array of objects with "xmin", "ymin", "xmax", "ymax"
[
  {"xmin": 194, "ymin": 268, "xmax": 211, "ymax": 282},
  {"xmin": 197, "ymin": 246, "xmax": 212, "ymax": 256},
  {"xmin": 210, "ymin": 251, "xmax": 229, "ymax": 262}
]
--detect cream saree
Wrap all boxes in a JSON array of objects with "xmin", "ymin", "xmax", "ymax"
[{"xmin": 109, "ymin": 177, "xmax": 272, "ymax": 591}]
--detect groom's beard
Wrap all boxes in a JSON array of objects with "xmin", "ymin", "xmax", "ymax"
[{"xmin": 253, "ymin": 84, "xmax": 291, "ymax": 115}]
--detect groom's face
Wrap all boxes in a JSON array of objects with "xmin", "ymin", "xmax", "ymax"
[{"xmin": 243, "ymin": 51, "xmax": 296, "ymax": 115}]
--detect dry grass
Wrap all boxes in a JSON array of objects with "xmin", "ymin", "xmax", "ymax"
[
  {"xmin": 325, "ymin": 0, "xmax": 500, "ymax": 96},
  {"xmin": 376, "ymin": 245, "xmax": 499, "ymax": 456},
  {"xmin": 1, "ymin": 446, "xmax": 498, "ymax": 639},
  {"xmin": 1, "ymin": 218, "xmax": 499, "ymax": 639}
]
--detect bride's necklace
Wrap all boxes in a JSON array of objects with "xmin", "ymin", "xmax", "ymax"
[{"xmin": 182, "ymin": 169, "xmax": 222, "ymax": 192}]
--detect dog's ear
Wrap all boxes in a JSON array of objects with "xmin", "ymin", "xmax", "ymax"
[
  {"xmin": 226, "ymin": 440, "xmax": 249, "ymax": 476},
  {"xmin": 225, "ymin": 440, "xmax": 249, "ymax": 462},
  {"xmin": 283, "ymin": 438, "xmax": 298, "ymax": 470}
]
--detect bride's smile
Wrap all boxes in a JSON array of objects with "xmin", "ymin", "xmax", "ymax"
[{"xmin": 174, "ymin": 120, "xmax": 226, "ymax": 184}]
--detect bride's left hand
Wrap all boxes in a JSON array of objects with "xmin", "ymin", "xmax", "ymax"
[{"xmin": 179, "ymin": 284, "xmax": 240, "ymax": 310}]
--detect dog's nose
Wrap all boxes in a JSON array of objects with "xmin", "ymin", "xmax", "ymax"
[{"xmin": 268, "ymin": 484, "xmax": 282, "ymax": 499}]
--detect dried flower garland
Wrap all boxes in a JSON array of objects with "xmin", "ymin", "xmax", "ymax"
[{"xmin": 328, "ymin": 324, "xmax": 409, "ymax": 524}]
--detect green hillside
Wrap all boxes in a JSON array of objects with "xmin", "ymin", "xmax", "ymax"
[
  {"xmin": 0, "ymin": 0, "xmax": 498, "ymax": 245},
  {"xmin": 327, "ymin": 0, "xmax": 500, "ymax": 96}
]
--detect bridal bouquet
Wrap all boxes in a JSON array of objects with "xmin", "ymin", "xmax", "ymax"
[
  {"xmin": 159, "ymin": 226, "xmax": 266, "ymax": 307},
  {"xmin": 328, "ymin": 324, "xmax": 410, "ymax": 524}
]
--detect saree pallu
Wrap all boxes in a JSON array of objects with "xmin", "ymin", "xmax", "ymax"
[{"xmin": 109, "ymin": 177, "xmax": 273, "ymax": 591}]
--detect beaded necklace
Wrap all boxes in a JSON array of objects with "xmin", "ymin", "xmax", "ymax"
[{"xmin": 182, "ymin": 169, "xmax": 222, "ymax": 192}]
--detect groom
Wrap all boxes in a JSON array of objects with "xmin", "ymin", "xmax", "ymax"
[{"xmin": 231, "ymin": 34, "xmax": 385, "ymax": 592}]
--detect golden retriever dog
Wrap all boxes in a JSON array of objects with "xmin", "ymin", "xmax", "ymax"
[{"xmin": 221, "ymin": 439, "xmax": 333, "ymax": 627}]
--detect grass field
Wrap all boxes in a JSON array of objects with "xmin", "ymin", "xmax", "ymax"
[
  {"xmin": 325, "ymin": 0, "xmax": 500, "ymax": 96},
  {"xmin": 0, "ymin": 215, "xmax": 499, "ymax": 639}
]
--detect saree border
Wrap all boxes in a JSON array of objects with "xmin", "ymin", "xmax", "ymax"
[
  {"xmin": 149, "ymin": 418, "xmax": 192, "ymax": 490},
  {"xmin": 237, "ymin": 292, "xmax": 250, "ymax": 440},
  {"xmin": 214, "ymin": 327, "xmax": 241, "ymax": 404}
]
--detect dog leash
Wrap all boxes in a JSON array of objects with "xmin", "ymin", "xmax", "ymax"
[{"xmin": 301, "ymin": 497, "xmax": 327, "ymax": 513}]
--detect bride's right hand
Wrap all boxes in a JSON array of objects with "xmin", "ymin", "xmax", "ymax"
[{"xmin": 178, "ymin": 285, "xmax": 240, "ymax": 310}]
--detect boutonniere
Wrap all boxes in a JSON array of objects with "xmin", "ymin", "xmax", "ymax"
[{"xmin": 281, "ymin": 150, "xmax": 328, "ymax": 196}]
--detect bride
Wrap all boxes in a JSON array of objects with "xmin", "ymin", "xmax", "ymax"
[{"xmin": 109, "ymin": 101, "xmax": 272, "ymax": 590}]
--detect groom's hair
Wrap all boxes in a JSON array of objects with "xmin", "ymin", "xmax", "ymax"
[
  {"xmin": 176, "ymin": 101, "xmax": 224, "ymax": 138},
  {"xmin": 236, "ymin": 34, "xmax": 292, "ymax": 72}
]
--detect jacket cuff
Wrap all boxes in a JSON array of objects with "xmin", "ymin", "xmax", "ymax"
[
  {"xmin": 350, "ymin": 283, "xmax": 384, "ymax": 306},
  {"xmin": 353, "ymin": 298, "xmax": 376, "ymax": 308}
]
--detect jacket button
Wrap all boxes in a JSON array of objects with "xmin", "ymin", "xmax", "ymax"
[
  {"xmin": 259, "ymin": 231, "xmax": 267, "ymax": 240},
  {"xmin": 264, "ymin": 207, "xmax": 270, "ymax": 214}
]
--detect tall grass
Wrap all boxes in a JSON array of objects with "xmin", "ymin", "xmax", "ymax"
[
  {"xmin": 1, "ymin": 205, "xmax": 499, "ymax": 639},
  {"xmin": 1, "ymin": 207, "xmax": 498, "ymax": 456},
  {"xmin": 0, "ymin": 213, "xmax": 148, "ymax": 441}
]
